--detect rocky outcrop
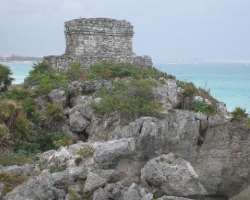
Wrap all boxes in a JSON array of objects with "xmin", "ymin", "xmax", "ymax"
[
  {"xmin": 141, "ymin": 153, "xmax": 207, "ymax": 197},
  {"xmin": 2, "ymin": 118, "xmax": 249, "ymax": 200},
  {"xmin": 2, "ymin": 74, "xmax": 249, "ymax": 200}
]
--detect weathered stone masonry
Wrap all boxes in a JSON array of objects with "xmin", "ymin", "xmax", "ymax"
[{"xmin": 44, "ymin": 18, "xmax": 153, "ymax": 71}]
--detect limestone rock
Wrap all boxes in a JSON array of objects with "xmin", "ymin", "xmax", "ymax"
[
  {"xmin": 193, "ymin": 122, "xmax": 250, "ymax": 197},
  {"xmin": 84, "ymin": 172, "xmax": 107, "ymax": 192},
  {"xmin": 123, "ymin": 183, "xmax": 153, "ymax": 200},
  {"xmin": 141, "ymin": 153, "xmax": 207, "ymax": 197},
  {"xmin": 69, "ymin": 104, "xmax": 94, "ymax": 133},
  {"xmin": 94, "ymin": 138, "xmax": 136, "ymax": 168},
  {"xmin": 0, "ymin": 164, "xmax": 35, "ymax": 176},
  {"xmin": 48, "ymin": 89, "xmax": 66, "ymax": 105},
  {"xmin": 111, "ymin": 110, "xmax": 202, "ymax": 161},
  {"xmin": 153, "ymin": 79, "xmax": 181, "ymax": 111},
  {"xmin": 157, "ymin": 197, "xmax": 194, "ymax": 200}
]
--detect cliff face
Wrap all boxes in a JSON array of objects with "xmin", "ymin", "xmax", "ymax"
[{"xmin": 44, "ymin": 18, "xmax": 153, "ymax": 71}]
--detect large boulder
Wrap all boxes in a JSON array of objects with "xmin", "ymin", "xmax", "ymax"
[
  {"xmin": 48, "ymin": 89, "xmax": 66, "ymax": 106},
  {"xmin": 123, "ymin": 183, "xmax": 153, "ymax": 200},
  {"xmin": 4, "ymin": 167, "xmax": 87, "ymax": 200},
  {"xmin": 110, "ymin": 110, "xmax": 203, "ymax": 161},
  {"xmin": 69, "ymin": 103, "xmax": 94, "ymax": 134},
  {"xmin": 193, "ymin": 122, "xmax": 250, "ymax": 197},
  {"xmin": 153, "ymin": 79, "xmax": 182, "ymax": 111},
  {"xmin": 141, "ymin": 153, "xmax": 207, "ymax": 197},
  {"xmin": 94, "ymin": 138, "xmax": 136, "ymax": 168}
]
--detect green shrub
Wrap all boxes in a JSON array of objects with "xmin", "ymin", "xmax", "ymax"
[
  {"xmin": 25, "ymin": 62, "xmax": 68, "ymax": 95},
  {"xmin": 0, "ymin": 64, "xmax": 13, "ymax": 92},
  {"xmin": 43, "ymin": 102, "xmax": 65, "ymax": 123},
  {"xmin": 0, "ymin": 173, "xmax": 28, "ymax": 194},
  {"xmin": 93, "ymin": 79, "xmax": 161, "ymax": 120},
  {"xmin": 3, "ymin": 86, "xmax": 39, "ymax": 122},
  {"xmin": 67, "ymin": 63, "xmax": 87, "ymax": 81},
  {"xmin": 77, "ymin": 145, "xmax": 95, "ymax": 158},
  {"xmin": 0, "ymin": 100, "xmax": 32, "ymax": 141},
  {"xmin": 232, "ymin": 107, "xmax": 248, "ymax": 120},
  {"xmin": 87, "ymin": 62, "xmax": 164, "ymax": 80},
  {"xmin": 246, "ymin": 118, "xmax": 250, "ymax": 128},
  {"xmin": 4, "ymin": 86, "xmax": 31, "ymax": 100},
  {"xmin": 15, "ymin": 132, "xmax": 73, "ymax": 154},
  {"xmin": 0, "ymin": 123, "xmax": 11, "ymax": 146},
  {"xmin": 192, "ymin": 101, "xmax": 216, "ymax": 115},
  {"xmin": 181, "ymin": 82, "xmax": 198, "ymax": 97},
  {"xmin": 0, "ymin": 152, "xmax": 34, "ymax": 166}
]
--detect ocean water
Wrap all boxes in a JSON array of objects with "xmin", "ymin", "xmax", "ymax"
[
  {"xmin": 1, "ymin": 61, "xmax": 250, "ymax": 113},
  {"xmin": 157, "ymin": 63, "xmax": 250, "ymax": 113},
  {"xmin": 0, "ymin": 61, "xmax": 34, "ymax": 84}
]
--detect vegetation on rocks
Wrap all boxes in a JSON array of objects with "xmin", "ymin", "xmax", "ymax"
[
  {"xmin": 232, "ymin": 107, "xmax": 248, "ymax": 121},
  {"xmin": 0, "ymin": 173, "xmax": 28, "ymax": 194},
  {"xmin": 0, "ymin": 64, "xmax": 13, "ymax": 92},
  {"xmin": 93, "ymin": 79, "xmax": 162, "ymax": 120},
  {"xmin": 192, "ymin": 100, "xmax": 216, "ymax": 115},
  {"xmin": 86, "ymin": 62, "xmax": 169, "ymax": 80},
  {"xmin": 25, "ymin": 62, "xmax": 68, "ymax": 95}
]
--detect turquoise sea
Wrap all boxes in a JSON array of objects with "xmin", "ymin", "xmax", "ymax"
[
  {"xmin": 158, "ymin": 63, "xmax": 250, "ymax": 113},
  {"xmin": 1, "ymin": 61, "xmax": 34, "ymax": 84},
  {"xmin": 1, "ymin": 61, "xmax": 250, "ymax": 113}
]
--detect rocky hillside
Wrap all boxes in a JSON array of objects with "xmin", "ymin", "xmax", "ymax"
[{"xmin": 0, "ymin": 62, "xmax": 250, "ymax": 200}]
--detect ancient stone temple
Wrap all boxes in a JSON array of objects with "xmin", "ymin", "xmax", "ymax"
[{"xmin": 44, "ymin": 18, "xmax": 153, "ymax": 71}]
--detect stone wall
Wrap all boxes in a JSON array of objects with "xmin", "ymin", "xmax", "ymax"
[{"xmin": 44, "ymin": 18, "xmax": 153, "ymax": 71}]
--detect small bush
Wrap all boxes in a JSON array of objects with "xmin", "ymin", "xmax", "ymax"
[
  {"xmin": 232, "ymin": 107, "xmax": 248, "ymax": 120},
  {"xmin": 0, "ymin": 173, "xmax": 28, "ymax": 194},
  {"xmin": 0, "ymin": 64, "xmax": 13, "ymax": 92},
  {"xmin": 0, "ymin": 152, "xmax": 34, "ymax": 166},
  {"xmin": 43, "ymin": 102, "xmax": 65, "ymax": 123},
  {"xmin": 0, "ymin": 100, "xmax": 32, "ymax": 141},
  {"xmin": 192, "ymin": 101, "xmax": 216, "ymax": 115},
  {"xmin": 67, "ymin": 63, "xmax": 87, "ymax": 81},
  {"xmin": 246, "ymin": 118, "xmax": 250, "ymax": 128},
  {"xmin": 93, "ymin": 79, "xmax": 161, "ymax": 120},
  {"xmin": 3, "ymin": 86, "xmax": 39, "ymax": 122},
  {"xmin": 25, "ymin": 62, "xmax": 68, "ymax": 95},
  {"xmin": 15, "ymin": 132, "xmax": 73, "ymax": 154},
  {"xmin": 181, "ymin": 82, "xmax": 198, "ymax": 97},
  {"xmin": 87, "ymin": 62, "xmax": 164, "ymax": 80},
  {"xmin": 77, "ymin": 145, "xmax": 95, "ymax": 158},
  {"xmin": 0, "ymin": 123, "xmax": 11, "ymax": 147}
]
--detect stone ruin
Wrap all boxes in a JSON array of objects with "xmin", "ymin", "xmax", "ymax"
[{"xmin": 44, "ymin": 18, "xmax": 153, "ymax": 71}]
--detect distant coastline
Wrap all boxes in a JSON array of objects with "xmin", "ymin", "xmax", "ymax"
[{"xmin": 0, "ymin": 55, "xmax": 42, "ymax": 62}]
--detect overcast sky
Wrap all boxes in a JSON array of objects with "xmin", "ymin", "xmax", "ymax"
[{"xmin": 1, "ymin": 0, "xmax": 250, "ymax": 63}]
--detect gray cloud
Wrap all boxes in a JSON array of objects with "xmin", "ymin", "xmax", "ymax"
[{"xmin": 1, "ymin": 0, "xmax": 250, "ymax": 63}]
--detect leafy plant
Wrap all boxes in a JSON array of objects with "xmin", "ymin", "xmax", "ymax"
[
  {"xmin": 93, "ymin": 79, "xmax": 161, "ymax": 120},
  {"xmin": 87, "ymin": 62, "xmax": 165, "ymax": 80},
  {"xmin": 0, "ymin": 173, "xmax": 28, "ymax": 194},
  {"xmin": 25, "ymin": 62, "xmax": 68, "ymax": 95},
  {"xmin": 66, "ymin": 63, "xmax": 87, "ymax": 81},
  {"xmin": 0, "ymin": 152, "xmax": 34, "ymax": 166},
  {"xmin": 0, "ymin": 64, "xmax": 13, "ymax": 92},
  {"xmin": 0, "ymin": 100, "xmax": 32, "ymax": 141},
  {"xmin": 232, "ymin": 107, "xmax": 248, "ymax": 120},
  {"xmin": 192, "ymin": 101, "xmax": 216, "ymax": 115},
  {"xmin": 43, "ymin": 102, "xmax": 65, "ymax": 123},
  {"xmin": 77, "ymin": 145, "xmax": 95, "ymax": 158},
  {"xmin": 181, "ymin": 82, "xmax": 198, "ymax": 97}
]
